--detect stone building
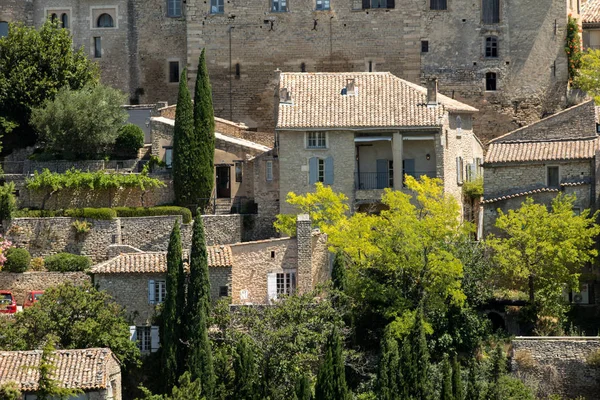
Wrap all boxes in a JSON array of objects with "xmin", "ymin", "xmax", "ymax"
[
  {"xmin": 482, "ymin": 99, "xmax": 600, "ymax": 304},
  {"xmin": 0, "ymin": 0, "xmax": 579, "ymax": 141},
  {"xmin": 0, "ymin": 348, "xmax": 122, "ymax": 400},
  {"xmin": 275, "ymin": 72, "xmax": 484, "ymax": 214}
]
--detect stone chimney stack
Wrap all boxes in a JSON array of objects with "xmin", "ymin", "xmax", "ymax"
[
  {"xmin": 427, "ymin": 78, "xmax": 438, "ymax": 106},
  {"xmin": 296, "ymin": 214, "xmax": 312, "ymax": 294}
]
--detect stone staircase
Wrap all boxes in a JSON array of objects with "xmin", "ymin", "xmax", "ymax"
[{"xmin": 214, "ymin": 199, "xmax": 233, "ymax": 215}]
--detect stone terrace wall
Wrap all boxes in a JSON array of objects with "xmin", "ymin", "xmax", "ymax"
[
  {"xmin": 120, "ymin": 216, "xmax": 192, "ymax": 251},
  {"xmin": 511, "ymin": 337, "xmax": 600, "ymax": 399},
  {"xmin": 0, "ymin": 272, "xmax": 90, "ymax": 306},
  {"xmin": 203, "ymin": 215, "xmax": 243, "ymax": 246}
]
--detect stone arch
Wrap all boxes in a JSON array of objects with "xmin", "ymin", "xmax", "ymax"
[{"xmin": 487, "ymin": 311, "xmax": 506, "ymax": 332}]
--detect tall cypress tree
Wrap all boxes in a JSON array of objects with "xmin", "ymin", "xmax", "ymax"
[
  {"xmin": 193, "ymin": 49, "xmax": 215, "ymax": 209},
  {"xmin": 464, "ymin": 361, "xmax": 479, "ymax": 400},
  {"xmin": 410, "ymin": 305, "xmax": 432, "ymax": 400},
  {"xmin": 377, "ymin": 329, "xmax": 400, "ymax": 400},
  {"xmin": 184, "ymin": 213, "xmax": 215, "ymax": 397},
  {"xmin": 233, "ymin": 336, "xmax": 257, "ymax": 400},
  {"xmin": 486, "ymin": 345, "xmax": 505, "ymax": 400},
  {"xmin": 441, "ymin": 354, "xmax": 454, "ymax": 400},
  {"xmin": 452, "ymin": 354, "xmax": 464, "ymax": 400},
  {"xmin": 295, "ymin": 375, "xmax": 312, "ymax": 400},
  {"xmin": 161, "ymin": 220, "xmax": 182, "ymax": 391},
  {"xmin": 331, "ymin": 251, "xmax": 347, "ymax": 292},
  {"xmin": 172, "ymin": 68, "xmax": 195, "ymax": 206},
  {"xmin": 315, "ymin": 328, "xmax": 348, "ymax": 400}
]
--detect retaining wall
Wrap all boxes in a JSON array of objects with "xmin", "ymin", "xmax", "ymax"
[{"xmin": 0, "ymin": 271, "xmax": 90, "ymax": 306}]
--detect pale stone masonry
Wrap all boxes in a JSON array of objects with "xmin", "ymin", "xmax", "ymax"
[{"xmin": 276, "ymin": 72, "xmax": 484, "ymax": 215}]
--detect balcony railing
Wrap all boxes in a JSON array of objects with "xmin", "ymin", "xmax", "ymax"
[{"xmin": 354, "ymin": 171, "xmax": 436, "ymax": 190}]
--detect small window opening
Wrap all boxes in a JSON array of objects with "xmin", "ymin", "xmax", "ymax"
[
  {"xmin": 485, "ymin": 72, "xmax": 497, "ymax": 91},
  {"xmin": 368, "ymin": 61, "xmax": 373, "ymax": 72},
  {"xmin": 485, "ymin": 36, "xmax": 498, "ymax": 58},
  {"xmin": 97, "ymin": 13, "xmax": 114, "ymax": 28},
  {"xmin": 61, "ymin": 13, "xmax": 69, "ymax": 28},
  {"xmin": 169, "ymin": 61, "xmax": 179, "ymax": 83},
  {"xmin": 547, "ymin": 166, "xmax": 559, "ymax": 188},
  {"xmin": 94, "ymin": 37, "xmax": 102, "ymax": 58},
  {"xmin": 271, "ymin": 250, "xmax": 276, "ymax": 258},
  {"xmin": 219, "ymin": 286, "xmax": 228, "ymax": 297},
  {"xmin": 421, "ymin": 40, "xmax": 429, "ymax": 53},
  {"xmin": 430, "ymin": 0, "xmax": 447, "ymax": 10},
  {"xmin": 301, "ymin": 62, "xmax": 306, "ymax": 72},
  {"xmin": 235, "ymin": 63, "xmax": 240, "ymax": 79}
]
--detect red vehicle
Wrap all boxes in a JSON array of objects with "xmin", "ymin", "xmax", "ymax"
[
  {"xmin": 23, "ymin": 290, "xmax": 44, "ymax": 308},
  {"xmin": 0, "ymin": 290, "xmax": 17, "ymax": 314}
]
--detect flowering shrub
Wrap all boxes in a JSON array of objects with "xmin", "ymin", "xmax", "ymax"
[
  {"xmin": 0, "ymin": 236, "xmax": 14, "ymax": 267},
  {"xmin": 566, "ymin": 15, "xmax": 582, "ymax": 83}
]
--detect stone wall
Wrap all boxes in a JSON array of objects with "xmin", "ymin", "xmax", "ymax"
[
  {"xmin": 0, "ymin": 271, "xmax": 90, "ymax": 306},
  {"xmin": 511, "ymin": 337, "xmax": 600, "ymax": 399},
  {"xmin": 120, "ymin": 215, "xmax": 192, "ymax": 251},
  {"xmin": 203, "ymin": 214, "xmax": 243, "ymax": 245},
  {"xmin": 209, "ymin": 266, "xmax": 232, "ymax": 299}
]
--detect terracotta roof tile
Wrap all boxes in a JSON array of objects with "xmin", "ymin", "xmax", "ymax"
[
  {"xmin": 0, "ymin": 348, "xmax": 116, "ymax": 391},
  {"xmin": 276, "ymin": 72, "xmax": 477, "ymax": 130},
  {"xmin": 583, "ymin": 0, "xmax": 600, "ymax": 24},
  {"xmin": 485, "ymin": 138, "xmax": 600, "ymax": 164},
  {"xmin": 92, "ymin": 247, "xmax": 232, "ymax": 274},
  {"xmin": 482, "ymin": 188, "xmax": 560, "ymax": 204}
]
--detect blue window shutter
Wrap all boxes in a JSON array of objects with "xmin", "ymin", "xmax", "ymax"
[
  {"xmin": 376, "ymin": 159, "xmax": 388, "ymax": 189},
  {"xmin": 150, "ymin": 326, "xmax": 160, "ymax": 352},
  {"xmin": 403, "ymin": 159, "xmax": 415, "ymax": 178},
  {"xmin": 309, "ymin": 157, "xmax": 318, "ymax": 185},
  {"xmin": 324, "ymin": 156, "xmax": 334, "ymax": 185},
  {"xmin": 148, "ymin": 280, "xmax": 155, "ymax": 304},
  {"xmin": 129, "ymin": 326, "xmax": 137, "ymax": 342}
]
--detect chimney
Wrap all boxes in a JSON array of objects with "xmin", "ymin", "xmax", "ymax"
[
  {"xmin": 346, "ymin": 78, "xmax": 356, "ymax": 95},
  {"xmin": 279, "ymin": 88, "xmax": 290, "ymax": 103},
  {"xmin": 296, "ymin": 214, "xmax": 312, "ymax": 294},
  {"xmin": 427, "ymin": 78, "xmax": 438, "ymax": 106}
]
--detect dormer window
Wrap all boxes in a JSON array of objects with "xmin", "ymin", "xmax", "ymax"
[{"xmin": 279, "ymin": 88, "xmax": 291, "ymax": 103}]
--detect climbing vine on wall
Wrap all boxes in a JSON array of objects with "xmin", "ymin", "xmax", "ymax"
[{"xmin": 566, "ymin": 15, "xmax": 582, "ymax": 83}]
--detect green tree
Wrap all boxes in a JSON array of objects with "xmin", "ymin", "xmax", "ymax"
[
  {"xmin": 574, "ymin": 49, "xmax": 600, "ymax": 102},
  {"xmin": 193, "ymin": 49, "xmax": 216, "ymax": 209},
  {"xmin": 0, "ymin": 182, "xmax": 16, "ymax": 221},
  {"xmin": 441, "ymin": 355, "xmax": 454, "ymax": 400},
  {"xmin": 566, "ymin": 15, "xmax": 582, "ymax": 83},
  {"xmin": 464, "ymin": 361, "xmax": 479, "ymax": 400},
  {"xmin": 185, "ymin": 214, "xmax": 215, "ymax": 397},
  {"xmin": 295, "ymin": 375, "xmax": 312, "ymax": 400},
  {"xmin": 172, "ymin": 68, "xmax": 195, "ymax": 206},
  {"xmin": 233, "ymin": 336, "xmax": 258, "ymax": 400},
  {"xmin": 487, "ymin": 195, "xmax": 600, "ymax": 329},
  {"xmin": 0, "ymin": 20, "xmax": 99, "ymax": 148},
  {"xmin": 36, "ymin": 339, "xmax": 82, "ymax": 400},
  {"xmin": 0, "ymin": 282, "xmax": 140, "ymax": 367},
  {"xmin": 30, "ymin": 84, "xmax": 127, "ymax": 156},
  {"xmin": 0, "ymin": 382, "xmax": 21, "ymax": 400},
  {"xmin": 314, "ymin": 328, "xmax": 348, "ymax": 400},
  {"xmin": 115, "ymin": 124, "xmax": 145, "ymax": 157},
  {"xmin": 137, "ymin": 371, "xmax": 205, "ymax": 400},
  {"xmin": 409, "ymin": 305, "xmax": 432, "ymax": 400},
  {"xmin": 161, "ymin": 221, "xmax": 183, "ymax": 391},
  {"xmin": 376, "ymin": 329, "xmax": 400, "ymax": 400},
  {"xmin": 485, "ymin": 346, "xmax": 505, "ymax": 400},
  {"xmin": 331, "ymin": 251, "xmax": 347, "ymax": 292},
  {"xmin": 452, "ymin": 354, "xmax": 464, "ymax": 400}
]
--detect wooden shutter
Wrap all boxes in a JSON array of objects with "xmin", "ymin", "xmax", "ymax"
[
  {"xmin": 362, "ymin": 0, "xmax": 371, "ymax": 9},
  {"xmin": 403, "ymin": 159, "xmax": 415, "ymax": 179},
  {"xmin": 456, "ymin": 157, "xmax": 463, "ymax": 184},
  {"xmin": 129, "ymin": 326, "xmax": 137, "ymax": 342},
  {"xmin": 324, "ymin": 156, "xmax": 334, "ymax": 185},
  {"xmin": 150, "ymin": 326, "xmax": 160, "ymax": 352},
  {"xmin": 267, "ymin": 273, "xmax": 278, "ymax": 303},
  {"xmin": 309, "ymin": 157, "xmax": 319, "ymax": 185},
  {"xmin": 148, "ymin": 280, "xmax": 155, "ymax": 304},
  {"xmin": 387, "ymin": 0, "xmax": 395, "ymax": 8},
  {"xmin": 376, "ymin": 159, "xmax": 389, "ymax": 189}
]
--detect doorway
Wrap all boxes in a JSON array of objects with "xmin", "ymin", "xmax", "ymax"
[{"xmin": 216, "ymin": 165, "xmax": 231, "ymax": 198}]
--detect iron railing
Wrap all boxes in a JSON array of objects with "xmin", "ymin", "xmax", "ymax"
[{"xmin": 354, "ymin": 171, "xmax": 437, "ymax": 190}]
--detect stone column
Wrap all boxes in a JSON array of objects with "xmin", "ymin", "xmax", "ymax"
[{"xmin": 296, "ymin": 214, "xmax": 312, "ymax": 294}]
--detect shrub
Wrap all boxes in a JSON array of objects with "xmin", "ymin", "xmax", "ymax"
[
  {"xmin": 114, "ymin": 206, "xmax": 193, "ymax": 223},
  {"xmin": 44, "ymin": 253, "xmax": 91, "ymax": 272},
  {"xmin": 463, "ymin": 177, "xmax": 484, "ymax": 200},
  {"xmin": 0, "ymin": 183, "xmax": 17, "ymax": 221},
  {"xmin": 64, "ymin": 208, "xmax": 116, "ymax": 220},
  {"xmin": 30, "ymin": 257, "xmax": 45, "ymax": 271},
  {"xmin": 587, "ymin": 349, "xmax": 600, "ymax": 368},
  {"xmin": 72, "ymin": 220, "xmax": 92, "ymax": 235},
  {"xmin": 513, "ymin": 350, "xmax": 537, "ymax": 371},
  {"xmin": 115, "ymin": 124, "xmax": 144, "ymax": 157},
  {"xmin": 4, "ymin": 248, "xmax": 31, "ymax": 273},
  {"xmin": 13, "ymin": 209, "xmax": 64, "ymax": 218}
]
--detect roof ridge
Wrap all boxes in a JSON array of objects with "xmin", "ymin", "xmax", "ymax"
[{"xmin": 490, "ymin": 136, "xmax": 600, "ymax": 145}]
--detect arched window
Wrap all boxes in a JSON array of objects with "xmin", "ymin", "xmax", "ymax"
[
  {"xmin": 485, "ymin": 36, "xmax": 498, "ymax": 58},
  {"xmin": 97, "ymin": 13, "xmax": 114, "ymax": 28},
  {"xmin": 486, "ymin": 72, "xmax": 497, "ymax": 91},
  {"xmin": 50, "ymin": 13, "xmax": 58, "ymax": 22},
  {"xmin": 61, "ymin": 13, "xmax": 69, "ymax": 29},
  {"xmin": 0, "ymin": 21, "xmax": 8, "ymax": 38}
]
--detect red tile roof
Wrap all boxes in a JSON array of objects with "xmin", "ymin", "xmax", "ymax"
[
  {"xmin": 583, "ymin": 0, "xmax": 600, "ymax": 24},
  {"xmin": 0, "ymin": 348, "xmax": 117, "ymax": 392},
  {"xmin": 485, "ymin": 137, "xmax": 600, "ymax": 164},
  {"xmin": 482, "ymin": 188, "xmax": 560, "ymax": 204}
]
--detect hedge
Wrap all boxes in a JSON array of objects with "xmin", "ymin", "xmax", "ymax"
[
  {"xmin": 44, "ymin": 253, "xmax": 91, "ymax": 272},
  {"xmin": 64, "ymin": 208, "xmax": 117, "ymax": 220},
  {"xmin": 114, "ymin": 206, "xmax": 192, "ymax": 223},
  {"xmin": 3, "ymin": 248, "xmax": 31, "ymax": 273},
  {"xmin": 13, "ymin": 209, "xmax": 64, "ymax": 218}
]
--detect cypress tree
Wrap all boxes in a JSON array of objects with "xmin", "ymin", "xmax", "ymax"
[
  {"xmin": 452, "ymin": 354, "xmax": 464, "ymax": 400},
  {"xmin": 233, "ymin": 336, "xmax": 257, "ymax": 400},
  {"xmin": 377, "ymin": 329, "xmax": 400, "ymax": 400},
  {"xmin": 331, "ymin": 251, "xmax": 347, "ymax": 292},
  {"xmin": 441, "ymin": 354, "xmax": 454, "ymax": 400},
  {"xmin": 295, "ymin": 375, "xmax": 312, "ymax": 400},
  {"xmin": 314, "ymin": 338, "xmax": 334, "ymax": 400},
  {"xmin": 176, "ymin": 224, "xmax": 187, "ymax": 375},
  {"xmin": 465, "ymin": 361, "xmax": 479, "ymax": 400},
  {"xmin": 185, "ymin": 214, "xmax": 215, "ymax": 397},
  {"xmin": 410, "ymin": 305, "xmax": 432, "ymax": 400},
  {"xmin": 315, "ymin": 328, "xmax": 348, "ymax": 400},
  {"xmin": 172, "ymin": 68, "xmax": 196, "ymax": 206},
  {"xmin": 486, "ymin": 345, "xmax": 505, "ymax": 400},
  {"xmin": 193, "ymin": 49, "xmax": 215, "ymax": 209},
  {"xmin": 161, "ymin": 220, "xmax": 182, "ymax": 391}
]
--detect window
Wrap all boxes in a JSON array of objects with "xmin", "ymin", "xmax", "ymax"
[
  {"xmin": 97, "ymin": 13, "xmax": 114, "ymax": 28},
  {"xmin": 485, "ymin": 72, "xmax": 497, "ymax": 91},
  {"xmin": 219, "ymin": 286, "xmax": 229, "ymax": 297},
  {"xmin": 235, "ymin": 63, "xmax": 240, "ymax": 79},
  {"xmin": 368, "ymin": 60, "xmax": 373, "ymax": 72},
  {"xmin": 137, "ymin": 326, "xmax": 151, "ymax": 352},
  {"xmin": 168, "ymin": 0, "xmax": 182, "ymax": 17},
  {"xmin": 164, "ymin": 147, "xmax": 173, "ymax": 168},
  {"xmin": 301, "ymin": 62, "xmax": 306, "ymax": 72},
  {"xmin": 547, "ymin": 166, "xmax": 559, "ymax": 188},
  {"xmin": 318, "ymin": 159, "xmax": 325, "ymax": 183},
  {"xmin": 50, "ymin": 13, "xmax": 58, "ymax": 22},
  {"xmin": 276, "ymin": 271, "xmax": 296, "ymax": 296},
  {"xmin": 168, "ymin": 61, "xmax": 179, "ymax": 83},
  {"xmin": 211, "ymin": 0, "xmax": 224, "ymax": 14},
  {"xmin": 266, "ymin": 161, "xmax": 273, "ymax": 181},
  {"xmin": 94, "ymin": 37, "xmax": 102, "ymax": 58},
  {"xmin": 272, "ymin": 0, "xmax": 288, "ymax": 12},
  {"xmin": 456, "ymin": 156, "xmax": 464, "ymax": 185},
  {"xmin": 485, "ymin": 36, "xmax": 498, "ymax": 58},
  {"xmin": 482, "ymin": 0, "xmax": 500, "ymax": 24},
  {"xmin": 362, "ymin": 0, "xmax": 395, "ymax": 9},
  {"xmin": 309, "ymin": 156, "xmax": 333, "ymax": 185},
  {"xmin": 456, "ymin": 115, "xmax": 462, "ymax": 136},
  {"xmin": 307, "ymin": 131, "xmax": 326, "ymax": 148},
  {"xmin": 421, "ymin": 40, "xmax": 429, "ymax": 53},
  {"xmin": 430, "ymin": 0, "xmax": 447, "ymax": 10},
  {"xmin": 316, "ymin": 0, "xmax": 330, "ymax": 9},
  {"xmin": 0, "ymin": 22, "xmax": 8, "ymax": 38},
  {"xmin": 61, "ymin": 13, "xmax": 69, "ymax": 28},
  {"xmin": 148, "ymin": 279, "xmax": 166, "ymax": 304},
  {"xmin": 235, "ymin": 162, "xmax": 243, "ymax": 182}
]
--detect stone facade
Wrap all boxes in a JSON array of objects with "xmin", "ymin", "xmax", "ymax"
[
  {"xmin": 2, "ymin": 0, "xmax": 577, "ymax": 140},
  {"xmin": 511, "ymin": 337, "xmax": 600, "ymax": 399},
  {"xmin": 0, "ymin": 271, "xmax": 90, "ymax": 306}
]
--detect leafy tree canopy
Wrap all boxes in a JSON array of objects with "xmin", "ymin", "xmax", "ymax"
[
  {"xmin": 575, "ymin": 49, "xmax": 600, "ymax": 103},
  {"xmin": 0, "ymin": 20, "xmax": 99, "ymax": 149}
]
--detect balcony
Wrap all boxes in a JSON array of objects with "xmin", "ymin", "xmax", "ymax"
[{"xmin": 355, "ymin": 171, "xmax": 437, "ymax": 190}]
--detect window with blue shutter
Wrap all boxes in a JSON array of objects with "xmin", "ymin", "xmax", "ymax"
[
  {"xmin": 324, "ymin": 156, "xmax": 334, "ymax": 185},
  {"xmin": 148, "ymin": 280, "xmax": 155, "ymax": 304},
  {"xmin": 376, "ymin": 159, "xmax": 389, "ymax": 189},
  {"xmin": 309, "ymin": 157, "xmax": 319, "ymax": 185}
]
